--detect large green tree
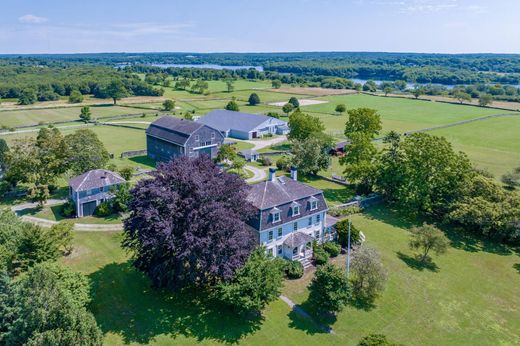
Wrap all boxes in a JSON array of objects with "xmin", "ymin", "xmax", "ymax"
[
  {"xmin": 344, "ymin": 108, "xmax": 382, "ymax": 139},
  {"xmin": 291, "ymin": 136, "xmax": 333, "ymax": 175},
  {"xmin": 2, "ymin": 263, "xmax": 102, "ymax": 346},
  {"xmin": 0, "ymin": 210, "xmax": 65, "ymax": 274},
  {"xmin": 65, "ymin": 129, "xmax": 110, "ymax": 175},
  {"xmin": 287, "ymin": 110, "xmax": 325, "ymax": 141},
  {"xmin": 217, "ymin": 247, "xmax": 283, "ymax": 315},
  {"xmin": 350, "ymin": 246, "xmax": 387, "ymax": 302},
  {"xmin": 308, "ymin": 263, "xmax": 351, "ymax": 314},
  {"xmin": 447, "ymin": 175, "xmax": 520, "ymax": 242},
  {"xmin": 409, "ymin": 224, "xmax": 450, "ymax": 262},
  {"xmin": 104, "ymin": 80, "xmax": 128, "ymax": 105},
  {"xmin": 376, "ymin": 133, "xmax": 473, "ymax": 214}
]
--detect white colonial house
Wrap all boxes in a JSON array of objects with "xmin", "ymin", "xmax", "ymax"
[{"xmin": 246, "ymin": 167, "xmax": 336, "ymax": 268}]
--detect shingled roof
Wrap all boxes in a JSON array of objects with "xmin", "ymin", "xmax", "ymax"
[
  {"xmin": 247, "ymin": 176, "xmax": 323, "ymax": 210},
  {"xmin": 197, "ymin": 109, "xmax": 286, "ymax": 133},
  {"xmin": 146, "ymin": 116, "xmax": 204, "ymax": 145},
  {"xmin": 69, "ymin": 169, "xmax": 125, "ymax": 191}
]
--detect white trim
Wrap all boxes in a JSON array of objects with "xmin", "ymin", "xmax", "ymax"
[{"xmin": 192, "ymin": 143, "xmax": 218, "ymax": 150}]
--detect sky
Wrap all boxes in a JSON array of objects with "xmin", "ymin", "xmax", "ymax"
[{"xmin": 0, "ymin": 0, "xmax": 519, "ymax": 54}]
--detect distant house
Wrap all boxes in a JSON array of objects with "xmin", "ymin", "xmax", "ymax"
[
  {"xmin": 197, "ymin": 109, "xmax": 289, "ymax": 140},
  {"xmin": 69, "ymin": 169, "xmax": 126, "ymax": 217},
  {"xmin": 330, "ymin": 140, "xmax": 349, "ymax": 156},
  {"xmin": 246, "ymin": 167, "xmax": 336, "ymax": 267},
  {"xmin": 146, "ymin": 116, "xmax": 225, "ymax": 162},
  {"xmin": 239, "ymin": 149, "xmax": 259, "ymax": 162}
]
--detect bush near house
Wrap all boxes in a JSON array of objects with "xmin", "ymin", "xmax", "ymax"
[
  {"xmin": 313, "ymin": 245, "xmax": 329, "ymax": 265},
  {"xmin": 323, "ymin": 241, "xmax": 341, "ymax": 257},
  {"xmin": 60, "ymin": 200, "xmax": 76, "ymax": 217},
  {"xmin": 284, "ymin": 260, "xmax": 304, "ymax": 279},
  {"xmin": 95, "ymin": 201, "xmax": 112, "ymax": 217}
]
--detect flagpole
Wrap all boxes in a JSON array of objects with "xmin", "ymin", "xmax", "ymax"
[{"xmin": 346, "ymin": 218, "xmax": 351, "ymax": 277}]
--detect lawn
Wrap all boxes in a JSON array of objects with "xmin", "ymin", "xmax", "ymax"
[
  {"xmin": 0, "ymin": 105, "xmax": 147, "ymax": 128},
  {"xmin": 298, "ymin": 94, "xmax": 514, "ymax": 137},
  {"xmin": 428, "ymin": 115, "xmax": 520, "ymax": 178},
  {"xmin": 299, "ymin": 175, "xmax": 354, "ymax": 206},
  {"xmin": 19, "ymin": 204, "xmax": 123, "ymax": 224},
  {"xmin": 62, "ymin": 206, "xmax": 520, "ymax": 345}
]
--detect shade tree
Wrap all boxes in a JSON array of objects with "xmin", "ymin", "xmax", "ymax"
[
  {"xmin": 307, "ymin": 263, "xmax": 351, "ymax": 314},
  {"xmin": 216, "ymin": 247, "xmax": 283, "ymax": 315},
  {"xmin": 122, "ymin": 156, "xmax": 256, "ymax": 290},
  {"xmin": 409, "ymin": 224, "xmax": 449, "ymax": 262}
]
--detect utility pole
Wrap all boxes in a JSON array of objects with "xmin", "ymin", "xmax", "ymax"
[{"xmin": 346, "ymin": 218, "xmax": 351, "ymax": 278}]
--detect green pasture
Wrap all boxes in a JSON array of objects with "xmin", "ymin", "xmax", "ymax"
[
  {"xmin": 428, "ymin": 115, "xmax": 520, "ymax": 178},
  {"xmin": 0, "ymin": 105, "xmax": 148, "ymax": 128}
]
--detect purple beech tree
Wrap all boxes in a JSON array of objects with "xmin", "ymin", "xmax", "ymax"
[{"xmin": 122, "ymin": 156, "xmax": 256, "ymax": 290}]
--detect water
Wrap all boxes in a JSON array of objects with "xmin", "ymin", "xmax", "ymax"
[{"xmin": 150, "ymin": 63, "xmax": 264, "ymax": 71}]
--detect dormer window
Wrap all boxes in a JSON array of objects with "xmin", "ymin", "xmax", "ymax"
[
  {"xmin": 270, "ymin": 207, "xmax": 281, "ymax": 223},
  {"xmin": 291, "ymin": 201, "xmax": 300, "ymax": 216},
  {"xmin": 309, "ymin": 196, "xmax": 318, "ymax": 211}
]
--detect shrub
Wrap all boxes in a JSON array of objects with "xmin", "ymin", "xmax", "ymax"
[
  {"xmin": 276, "ymin": 155, "xmax": 292, "ymax": 172},
  {"xmin": 323, "ymin": 241, "xmax": 341, "ymax": 257},
  {"xmin": 357, "ymin": 334, "xmax": 397, "ymax": 346},
  {"xmin": 95, "ymin": 201, "xmax": 112, "ymax": 217},
  {"xmin": 308, "ymin": 263, "xmax": 350, "ymax": 314},
  {"xmin": 285, "ymin": 260, "xmax": 304, "ymax": 279},
  {"xmin": 329, "ymin": 205, "xmax": 362, "ymax": 217},
  {"xmin": 313, "ymin": 246, "xmax": 329, "ymax": 265},
  {"xmin": 258, "ymin": 156, "xmax": 272, "ymax": 166},
  {"xmin": 266, "ymin": 111, "xmax": 281, "ymax": 119},
  {"xmin": 61, "ymin": 201, "xmax": 75, "ymax": 217},
  {"xmin": 118, "ymin": 166, "xmax": 134, "ymax": 181},
  {"xmin": 336, "ymin": 220, "xmax": 362, "ymax": 247}
]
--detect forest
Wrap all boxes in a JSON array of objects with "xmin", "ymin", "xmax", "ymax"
[{"xmin": 2, "ymin": 52, "xmax": 519, "ymax": 86}]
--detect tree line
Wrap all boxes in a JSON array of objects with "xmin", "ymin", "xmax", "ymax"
[{"xmin": 0, "ymin": 62, "xmax": 163, "ymax": 104}]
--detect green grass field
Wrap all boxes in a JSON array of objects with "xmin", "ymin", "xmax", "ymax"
[
  {"xmin": 428, "ymin": 115, "xmax": 520, "ymax": 178},
  {"xmin": 0, "ymin": 105, "xmax": 147, "ymax": 128},
  {"xmin": 298, "ymin": 94, "xmax": 514, "ymax": 137},
  {"xmin": 62, "ymin": 207, "xmax": 520, "ymax": 346}
]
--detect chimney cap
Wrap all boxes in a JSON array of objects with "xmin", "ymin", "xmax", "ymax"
[{"xmin": 290, "ymin": 166, "xmax": 297, "ymax": 171}]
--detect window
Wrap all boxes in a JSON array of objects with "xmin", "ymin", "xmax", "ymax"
[
  {"xmin": 293, "ymin": 222, "xmax": 298, "ymax": 231},
  {"xmin": 273, "ymin": 212, "xmax": 281, "ymax": 223},
  {"xmin": 315, "ymin": 230, "xmax": 320, "ymax": 238},
  {"xmin": 292, "ymin": 205, "xmax": 300, "ymax": 216},
  {"xmin": 277, "ymin": 228, "xmax": 283, "ymax": 238},
  {"xmin": 308, "ymin": 217, "xmax": 312, "ymax": 226},
  {"xmin": 268, "ymin": 230, "xmax": 273, "ymax": 242},
  {"xmin": 277, "ymin": 245, "xmax": 283, "ymax": 255},
  {"xmin": 211, "ymin": 132, "xmax": 215, "ymax": 139},
  {"xmin": 292, "ymin": 247, "xmax": 298, "ymax": 255},
  {"xmin": 316, "ymin": 214, "xmax": 321, "ymax": 224},
  {"xmin": 194, "ymin": 135, "xmax": 199, "ymax": 141},
  {"xmin": 99, "ymin": 186, "xmax": 104, "ymax": 192},
  {"xmin": 310, "ymin": 200, "xmax": 318, "ymax": 210}
]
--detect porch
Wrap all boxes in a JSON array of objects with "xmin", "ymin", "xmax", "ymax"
[{"xmin": 283, "ymin": 232, "xmax": 314, "ymax": 269}]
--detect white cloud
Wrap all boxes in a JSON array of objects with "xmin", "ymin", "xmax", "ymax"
[{"xmin": 18, "ymin": 14, "xmax": 48, "ymax": 24}]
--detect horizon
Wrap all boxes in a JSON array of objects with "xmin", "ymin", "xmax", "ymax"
[{"xmin": 1, "ymin": 0, "xmax": 519, "ymax": 55}]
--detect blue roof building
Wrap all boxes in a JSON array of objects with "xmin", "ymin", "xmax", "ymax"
[{"xmin": 197, "ymin": 109, "xmax": 289, "ymax": 140}]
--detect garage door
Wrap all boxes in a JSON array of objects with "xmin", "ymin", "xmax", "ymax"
[
  {"xmin": 197, "ymin": 147, "xmax": 213, "ymax": 158},
  {"xmin": 82, "ymin": 201, "xmax": 97, "ymax": 217}
]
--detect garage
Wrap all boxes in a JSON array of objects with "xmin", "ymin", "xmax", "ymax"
[
  {"xmin": 196, "ymin": 147, "xmax": 213, "ymax": 157},
  {"xmin": 81, "ymin": 201, "xmax": 97, "ymax": 217}
]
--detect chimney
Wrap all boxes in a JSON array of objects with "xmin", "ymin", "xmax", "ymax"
[
  {"xmin": 290, "ymin": 166, "xmax": 298, "ymax": 181},
  {"xmin": 268, "ymin": 168, "xmax": 276, "ymax": 182}
]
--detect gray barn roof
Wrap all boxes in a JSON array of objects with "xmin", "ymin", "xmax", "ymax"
[
  {"xmin": 69, "ymin": 169, "xmax": 125, "ymax": 191},
  {"xmin": 146, "ymin": 116, "xmax": 204, "ymax": 145},
  {"xmin": 247, "ymin": 176, "xmax": 323, "ymax": 210},
  {"xmin": 197, "ymin": 110, "xmax": 287, "ymax": 133}
]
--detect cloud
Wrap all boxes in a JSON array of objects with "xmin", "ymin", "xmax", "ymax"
[{"xmin": 18, "ymin": 14, "xmax": 48, "ymax": 24}]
